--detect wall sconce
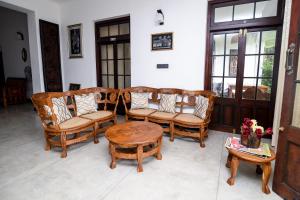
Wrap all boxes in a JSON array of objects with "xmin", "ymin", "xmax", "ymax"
[{"xmin": 156, "ymin": 9, "xmax": 164, "ymax": 25}]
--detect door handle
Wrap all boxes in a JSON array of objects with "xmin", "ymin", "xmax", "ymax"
[
  {"xmin": 286, "ymin": 43, "xmax": 296, "ymax": 75},
  {"xmin": 279, "ymin": 127, "xmax": 285, "ymax": 132}
]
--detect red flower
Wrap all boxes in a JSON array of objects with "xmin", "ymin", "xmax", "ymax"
[
  {"xmin": 266, "ymin": 128, "xmax": 273, "ymax": 135},
  {"xmin": 241, "ymin": 125, "xmax": 250, "ymax": 136},
  {"xmin": 243, "ymin": 118, "xmax": 253, "ymax": 127},
  {"xmin": 256, "ymin": 128, "xmax": 263, "ymax": 138}
]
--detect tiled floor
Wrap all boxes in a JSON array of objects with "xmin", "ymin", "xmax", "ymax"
[{"xmin": 0, "ymin": 104, "xmax": 281, "ymax": 200}]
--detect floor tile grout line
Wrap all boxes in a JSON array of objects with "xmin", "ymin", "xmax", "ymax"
[
  {"xmin": 98, "ymin": 168, "xmax": 134, "ymax": 200},
  {"xmin": 215, "ymin": 133, "xmax": 226, "ymax": 200}
]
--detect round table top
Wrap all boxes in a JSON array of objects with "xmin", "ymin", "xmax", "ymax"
[
  {"xmin": 105, "ymin": 121, "xmax": 163, "ymax": 145},
  {"xmin": 227, "ymin": 147, "xmax": 276, "ymax": 163}
]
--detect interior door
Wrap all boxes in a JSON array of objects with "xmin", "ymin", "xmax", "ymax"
[
  {"xmin": 273, "ymin": 0, "xmax": 300, "ymax": 198},
  {"xmin": 210, "ymin": 27, "xmax": 281, "ymax": 132},
  {"xmin": 39, "ymin": 20, "xmax": 63, "ymax": 92}
]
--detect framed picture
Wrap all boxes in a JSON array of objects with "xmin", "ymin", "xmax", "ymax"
[
  {"xmin": 229, "ymin": 49, "xmax": 238, "ymax": 76},
  {"xmin": 151, "ymin": 32, "xmax": 173, "ymax": 51},
  {"xmin": 68, "ymin": 23, "xmax": 83, "ymax": 58}
]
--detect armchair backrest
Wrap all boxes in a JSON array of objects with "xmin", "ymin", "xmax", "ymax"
[{"xmin": 179, "ymin": 90, "xmax": 216, "ymax": 122}]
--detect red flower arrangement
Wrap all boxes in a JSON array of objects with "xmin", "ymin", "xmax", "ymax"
[{"xmin": 241, "ymin": 118, "xmax": 273, "ymax": 148}]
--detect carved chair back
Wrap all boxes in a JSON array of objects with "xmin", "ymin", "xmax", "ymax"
[
  {"xmin": 119, "ymin": 87, "xmax": 158, "ymax": 112},
  {"xmin": 179, "ymin": 90, "xmax": 216, "ymax": 122}
]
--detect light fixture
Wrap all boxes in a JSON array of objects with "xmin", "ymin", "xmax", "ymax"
[{"xmin": 156, "ymin": 9, "xmax": 164, "ymax": 25}]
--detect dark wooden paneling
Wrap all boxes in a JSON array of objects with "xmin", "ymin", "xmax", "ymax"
[{"xmin": 39, "ymin": 20, "xmax": 63, "ymax": 92}]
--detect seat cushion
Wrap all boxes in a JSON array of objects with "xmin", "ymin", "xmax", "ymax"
[
  {"xmin": 128, "ymin": 108, "xmax": 156, "ymax": 116},
  {"xmin": 131, "ymin": 92, "xmax": 149, "ymax": 109},
  {"xmin": 158, "ymin": 94, "xmax": 177, "ymax": 113},
  {"xmin": 174, "ymin": 113, "xmax": 204, "ymax": 124},
  {"xmin": 81, "ymin": 110, "xmax": 113, "ymax": 120},
  {"xmin": 75, "ymin": 93, "xmax": 97, "ymax": 116},
  {"xmin": 59, "ymin": 117, "xmax": 92, "ymax": 129},
  {"xmin": 149, "ymin": 111, "xmax": 177, "ymax": 120}
]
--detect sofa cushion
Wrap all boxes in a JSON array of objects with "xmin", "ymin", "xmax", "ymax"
[
  {"xmin": 149, "ymin": 111, "xmax": 177, "ymax": 120},
  {"xmin": 174, "ymin": 113, "xmax": 204, "ymax": 124},
  {"xmin": 128, "ymin": 108, "xmax": 156, "ymax": 116},
  {"xmin": 81, "ymin": 110, "xmax": 113, "ymax": 120},
  {"xmin": 75, "ymin": 93, "xmax": 97, "ymax": 116},
  {"xmin": 51, "ymin": 97, "xmax": 73, "ymax": 124},
  {"xmin": 131, "ymin": 92, "xmax": 149, "ymax": 109},
  {"xmin": 193, "ymin": 95, "xmax": 209, "ymax": 119},
  {"xmin": 59, "ymin": 117, "xmax": 92, "ymax": 129},
  {"xmin": 158, "ymin": 94, "xmax": 177, "ymax": 113}
]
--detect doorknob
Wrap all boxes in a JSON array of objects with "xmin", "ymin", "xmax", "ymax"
[{"xmin": 279, "ymin": 127, "xmax": 285, "ymax": 132}]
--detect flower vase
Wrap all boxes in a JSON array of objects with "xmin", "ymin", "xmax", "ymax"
[{"xmin": 241, "ymin": 134, "xmax": 261, "ymax": 148}]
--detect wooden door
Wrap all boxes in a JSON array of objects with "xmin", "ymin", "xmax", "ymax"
[
  {"xmin": 273, "ymin": 0, "xmax": 300, "ymax": 198},
  {"xmin": 39, "ymin": 20, "xmax": 63, "ymax": 92},
  {"xmin": 209, "ymin": 27, "xmax": 281, "ymax": 132}
]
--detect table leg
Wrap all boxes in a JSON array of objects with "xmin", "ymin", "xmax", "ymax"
[
  {"xmin": 109, "ymin": 143, "xmax": 116, "ymax": 169},
  {"xmin": 262, "ymin": 162, "xmax": 272, "ymax": 194},
  {"xmin": 226, "ymin": 153, "xmax": 232, "ymax": 168},
  {"xmin": 156, "ymin": 137, "xmax": 162, "ymax": 160},
  {"xmin": 227, "ymin": 156, "xmax": 239, "ymax": 186},
  {"xmin": 137, "ymin": 145, "xmax": 143, "ymax": 172}
]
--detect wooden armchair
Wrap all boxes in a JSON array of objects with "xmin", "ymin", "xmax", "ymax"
[
  {"xmin": 32, "ymin": 92, "xmax": 95, "ymax": 158},
  {"xmin": 119, "ymin": 86, "xmax": 159, "ymax": 121},
  {"xmin": 73, "ymin": 87, "xmax": 119, "ymax": 138},
  {"xmin": 148, "ymin": 88, "xmax": 183, "ymax": 135},
  {"xmin": 171, "ymin": 90, "xmax": 215, "ymax": 148}
]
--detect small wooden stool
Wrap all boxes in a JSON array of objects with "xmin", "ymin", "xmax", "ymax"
[
  {"xmin": 105, "ymin": 121, "xmax": 163, "ymax": 172},
  {"xmin": 226, "ymin": 147, "xmax": 276, "ymax": 194}
]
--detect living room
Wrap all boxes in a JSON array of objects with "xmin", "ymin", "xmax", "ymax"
[{"xmin": 0, "ymin": 0, "xmax": 299, "ymax": 199}]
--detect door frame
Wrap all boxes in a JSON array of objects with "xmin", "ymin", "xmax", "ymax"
[{"xmin": 39, "ymin": 19, "xmax": 63, "ymax": 92}]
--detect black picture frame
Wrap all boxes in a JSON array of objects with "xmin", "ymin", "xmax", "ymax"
[
  {"xmin": 68, "ymin": 23, "xmax": 83, "ymax": 58},
  {"xmin": 151, "ymin": 32, "xmax": 173, "ymax": 51}
]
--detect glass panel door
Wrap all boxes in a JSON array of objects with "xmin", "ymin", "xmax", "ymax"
[{"xmin": 242, "ymin": 29, "xmax": 277, "ymax": 101}]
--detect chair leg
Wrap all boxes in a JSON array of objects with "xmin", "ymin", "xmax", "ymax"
[
  {"xmin": 44, "ymin": 131, "xmax": 51, "ymax": 151},
  {"xmin": 199, "ymin": 127, "xmax": 205, "ymax": 148},
  {"xmin": 60, "ymin": 132, "xmax": 67, "ymax": 158},
  {"xmin": 170, "ymin": 122, "xmax": 174, "ymax": 142},
  {"xmin": 114, "ymin": 116, "xmax": 117, "ymax": 124},
  {"xmin": 94, "ymin": 123, "xmax": 99, "ymax": 144},
  {"xmin": 125, "ymin": 115, "xmax": 129, "ymax": 121}
]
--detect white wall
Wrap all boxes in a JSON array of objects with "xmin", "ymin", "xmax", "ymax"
[
  {"xmin": 60, "ymin": 0, "xmax": 207, "ymax": 90},
  {"xmin": 0, "ymin": 0, "xmax": 62, "ymax": 93},
  {"xmin": 0, "ymin": 6, "xmax": 31, "ymax": 79}
]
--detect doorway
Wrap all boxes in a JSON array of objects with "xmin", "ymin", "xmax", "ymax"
[
  {"xmin": 206, "ymin": 0, "xmax": 285, "ymax": 132},
  {"xmin": 95, "ymin": 16, "xmax": 131, "ymax": 89}
]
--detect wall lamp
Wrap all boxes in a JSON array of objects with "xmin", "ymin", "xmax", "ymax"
[{"xmin": 156, "ymin": 9, "xmax": 164, "ymax": 25}]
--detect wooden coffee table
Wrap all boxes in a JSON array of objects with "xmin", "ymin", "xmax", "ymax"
[
  {"xmin": 226, "ymin": 147, "xmax": 276, "ymax": 194},
  {"xmin": 105, "ymin": 121, "xmax": 163, "ymax": 172}
]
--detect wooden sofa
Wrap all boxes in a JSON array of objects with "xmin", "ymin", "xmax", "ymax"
[
  {"xmin": 32, "ymin": 87, "xmax": 118, "ymax": 158},
  {"xmin": 119, "ymin": 87, "xmax": 215, "ymax": 147}
]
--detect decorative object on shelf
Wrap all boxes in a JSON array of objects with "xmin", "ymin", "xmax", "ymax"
[
  {"xmin": 68, "ymin": 23, "xmax": 83, "ymax": 58},
  {"xmin": 21, "ymin": 48, "xmax": 27, "ymax": 62},
  {"xmin": 240, "ymin": 118, "xmax": 273, "ymax": 148},
  {"xmin": 156, "ymin": 9, "xmax": 164, "ymax": 25},
  {"xmin": 151, "ymin": 32, "xmax": 173, "ymax": 51},
  {"xmin": 16, "ymin": 31, "xmax": 24, "ymax": 40}
]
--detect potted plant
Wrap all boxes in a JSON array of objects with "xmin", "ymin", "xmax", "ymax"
[{"xmin": 240, "ymin": 118, "xmax": 273, "ymax": 148}]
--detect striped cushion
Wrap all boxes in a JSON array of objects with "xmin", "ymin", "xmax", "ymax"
[
  {"xmin": 75, "ymin": 93, "xmax": 97, "ymax": 116},
  {"xmin": 51, "ymin": 97, "xmax": 72, "ymax": 124},
  {"xmin": 131, "ymin": 92, "xmax": 149, "ymax": 109},
  {"xmin": 158, "ymin": 94, "xmax": 177, "ymax": 113},
  {"xmin": 193, "ymin": 95, "xmax": 209, "ymax": 119}
]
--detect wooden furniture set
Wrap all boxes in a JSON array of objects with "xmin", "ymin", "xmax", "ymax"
[
  {"xmin": 105, "ymin": 121, "xmax": 163, "ymax": 172},
  {"xmin": 32, "ymin": 87, "xmax": 118, "ymax": 158},
  {"xmin": 119, "ymin": 87, "xmax": 215, "ymax": 148},
  {"xmin": 3, "ymin": 77, "xmax": 27, "ymax": 108},
  {"xmin": 226, "ymin": 147, "xmax": 276, "ymax": 194}
]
